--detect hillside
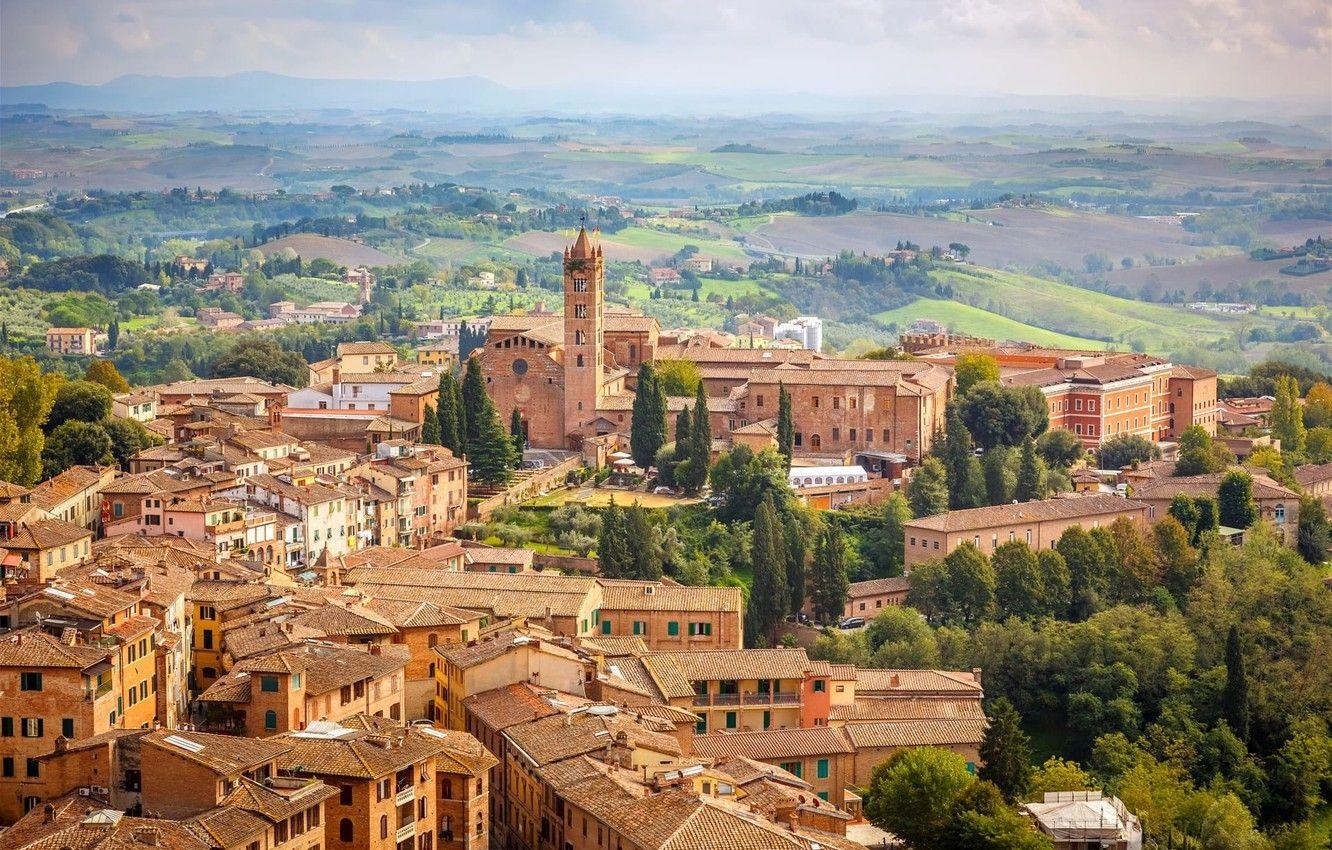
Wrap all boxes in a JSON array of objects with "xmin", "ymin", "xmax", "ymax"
[
  {"xmin": 871, "ymin": 299, "xmax": 1111, "ymax": 349},
  {"xmin": 259, "ymin": 235, "xmax": 399, "ymax": 267}
]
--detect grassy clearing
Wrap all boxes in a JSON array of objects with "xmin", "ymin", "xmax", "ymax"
[
  {"xmin": 611, "ymin": 227, "xmax": 750, "ymax": 262},
  {"xmin": 871, "ymin": 299, "xmax": 1110, "ymax": 349},
  {"xmin": 525, "ymin": 488, "xmax": 700, "ymax": 510},
  {"xmin": 934, "ymin": 266, "xmax": 1267, "ymax": 352}
]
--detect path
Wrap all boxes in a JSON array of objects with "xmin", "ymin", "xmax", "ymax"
[{"xmin": 1, "ymin": 202, "xmax": 47, "ymax": 218}]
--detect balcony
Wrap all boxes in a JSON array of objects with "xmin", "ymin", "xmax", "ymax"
[
  {"xmin": 84, "ymin": 680, "xmax": 114, "ymax": 701},
  {"xmin": 394, "ymin": 786, "xmax": 415, "ymax": 806},
  {"xmin": 691, "ymin": 690, "xmax": 801, "ymax": 707},
  {"xmin": 206, "ymin": 518, "xmax": 246, "ymax": 536},
  {"xmin": 395, "ymin": 823, "xmax": 416, "ymax": 843}
]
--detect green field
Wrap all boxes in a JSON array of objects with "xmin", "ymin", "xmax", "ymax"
[
  {"xmin": 610, "ymin": 226, "xmax": 750, "ymax": 262},
  {"xmin": 932, "ymin": 266, "xmax": 1268, "ymax": 352},
  {"xmin": 871, "ymin": 299, "xmax": 1112, "ymax": 349}
]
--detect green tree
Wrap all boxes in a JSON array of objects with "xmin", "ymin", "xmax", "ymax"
[
  {"xmin": 907, "ymin": 457, "xmax": 950, "ymax": 518},
  {"xmin": 1217, "ymin": 471, "xmax": 1258, "ymax": 529},
  {"xmin": 983, "ymin": 445, "xmax": 1015, "ymax": 506},
  {"xmin": 42, "ymin": 420, "xmax": 113, "ymax": 477},
  {"xmin": 435, "ymin": 373, "xmax": 460, "ymax": 453},
  {"xmin": 1037, "ymin": 549, "xmax": 1071, "ymax": 617},
  {"xmin": 1176, "ymin": 425, "xmax": 1230, "ymax": 476},
  {"xmin": 943, "ymin": 542, "xmax": 996, "ymax": 624},
  {"xmin": 682, "ymin": 382, "xmax": 712, "ymax": 495},
  {"xmin": 629, "ymin": 362, "xmax": 667, "ymax": 471},
  {"xmin": 1154, "ymin": 517, "xmax": 1200, "ymax": 601},
  {"xmin": 597, "ymin": 498, "xmax": 629, "ymax": 579},
  {"xmin": 1296, "ymin": 495, "xmax": 1330, "ymax": 564},
  {"xmin": 468, "ymin": 394, "xmax": 518, "ymax": 486},
  {"xmin": 864, "ymin": 606, "xmax": 940, "ymax": 667},
  {"xmin": 83, "ymin": 359, "xmax": 129, "ymax": 393},
  {"xmin": 809, "ymin": 521, "xmax": 850, "ymax": 624},
  {"xmin": 864, "ymin": 492, "xmax": 912, "ymax": 578},
  {"xmin": 958, "ymin": 382, "xmax": 1049, "ymax": 450},
  {"xmin": 942, "ymin": 407, "xmax": 983, "ymax": 509},
  {"xmin": 654, "ymin": 358, "xmax": 701, "ymax": 396},
  {"xmin": 209, "ymin": 337, "xmax": 308, "ymax": 387},
  {"xmin": 1304, "ymin": 381, "xmax": 1332, "ymax": 429},
  {"xmin": 47, "ymin": 380, "xmax": 113, "ymax": 431},
  {"xmin": 1221, "ymin": 625, "xmax": 1249, "ymax": 743},
  {"xmin": 776, "ymin": 382, "xmax": 794, "ymax": 468},
  {"xmin": 420, "ymin": 404, "xmax": 442, "ymax": 445},
  {"xmin": 784, "ymin": 514, "xmax": 809, "ymax": 617},
  {"xmin": 1037, "ymin": 428, "xmax": 1084, "ymax": 470},
  {"xmin": 461, "ymin": 357, "xmax": 488, "ymax": 452},
  {"xmin": 1271, "ymin": 374, "xmax": 1306, "ymax": 454},
  {"xmin": 106, "ymin": 317, "xmax": 119, "ymax": 350},
  {"xmin": 624, "ymin": 502, "xmax": 663, "ymax": 580},
  {"xmin": 1096, "ymin": 434, "xmax": 1158, "ymax": 470},
  {"xmin": 1026, "ymin": 757, "xmax": 1096, "ymax": 796},
  {"xmin": 0, "ymin": 357, "xmax": 62, "ymax": 486},
  {"xmin": 1168, "ymin": 494, "xmax": 1201, "ymax": 540},
  {"xmin": 450, "ymin": 376, "xmax": 466, "ymax": 456},
  {"xmin": 864, "ymin": 748, "xmax": 975, "ymax": 850},
  {"xmin": 1014, "ymin": 436, "xmax": 1044, "ymax": 502},
  {"xmin": 992, "ymin": 542, "xmax": 1044, "ymax": 620},
  {"xmin": 1194, "ymin": 495, "xmax": 1219, "ymax": 540},
  {"xmin": 101, "ymin": 416, "xmax": 159, "ymax": 469},
  {"xmin": 954, "ymin": 353, "xmax": 1000, "ymax": 395},
  {"xmin": 1307, "ymin": 426, "xmax": 1332, "ymax": 463},
  {"xmin": 1057, "ymin": 526, "xmax": 1105, "ymax": 620},
  {"xmin": 747, "ymin": 492, "xmax": 789, "ymax": 645},
  {"xmin": 979, "ymin": 697, "xmax": 1033, "ymax": 801},
  {"xmin": 509, "ymin": 407, "xmax": 525, "ymax": 458}
]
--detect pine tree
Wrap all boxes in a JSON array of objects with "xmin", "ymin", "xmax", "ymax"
[
  {"xmin": 469, "ymin": 395, "xmax": 518, "ymax": 486},
  {"xmin": 1271, "ymin": 374, "xmax": 1306, "ymax": 454},
  {"xmin": 598, "ymin": 498, "xmax": 628, "ymax": 578},
  {"xmin": 978, "ymin": 697, "xmax": 1033, "ymax": 801},
  {"xmin": 776, "ymin": 383, "xmax": 795, "ymax": 469},
  {"xmin": 509, "ymin": 408, "xmax": 525, "ymax": 459},
  {"xmin": 1014, "ymin": 436, "xmax": 1044, "ymax": 501},
  {"xmin": 630, "ymin": 362, "xmax": 667, "ymax": 470},
  {"xmin": 625, "ymin": 502, "xmax": 663, "ymax": 581},
  {"xmin": 1223, "ymin": 625, "xmax": 1250, "ymax": 742},
  {"xmin": 461, "ymin": 357, "xmax": 487, "ymax": 452},
  {"xmin": 437, "ymin": 372, "xmax": 463, "ymax": 456},
  {"xmin": 421, "ymin": 404, "xmax": 442, "ymax": 445},
  {"xmin": 747, "ymin": 492, "xmax": 789, "ymax": 645},
  {"xmin": 810, "ymin": 522, "xmax": 850, "ymax": 624}
]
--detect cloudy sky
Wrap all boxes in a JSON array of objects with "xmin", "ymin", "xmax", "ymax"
[{"xmin": 2, "ymin": 0, "xmax": 1329, "ymax": 104}]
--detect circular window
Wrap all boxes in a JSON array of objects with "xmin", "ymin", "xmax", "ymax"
[{"xmin": 512, "ymin": 358, "xmax": 528, "ymax": 376}]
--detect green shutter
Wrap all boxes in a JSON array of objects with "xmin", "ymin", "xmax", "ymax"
[
  {"xmin": 667, "ymin": 621, "xmax": 679, "ymax": 636},
  {"xmin": 817, "ymin": 759, "xmax": 829, "ymax": 779},
  {"xmin": 601, "ymin": 619, "xmax": 612, "ymax": 635},
  {"xmin": 725, "ymin": 712, "xmax": 737, "ymax": 729},
  {"xmin": 62, "ymin": 718, "xmax": 74, "ymax": 739}
]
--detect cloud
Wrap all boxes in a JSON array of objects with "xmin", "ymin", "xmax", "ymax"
[{"xmin": 0, "ymin": 0, "xmax": 1326, "ymax": 104}]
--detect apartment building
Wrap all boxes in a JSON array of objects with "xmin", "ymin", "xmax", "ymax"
[
  {"xmin": 276, "ymin": 715, "xmax": 497, "ymax": 850},
  {"xmin": 1131, "ymin": 471, "xmax": 1300, "ymax": 546},
  {"xmin": 188, "ymin": 580, "xmax": 284, "ymax": 688},
  {"xmin": 360, "ymin": 442, "xmax": 469, "ymax": 543},
  {"xmin": 434, "ymin": 629, "xmax": 591, "ymax": 733},
  {"xmin": 902, "ymin": 493, "xmax": 1150, "ymax": 569},
  {"xmin": 594, "ymin": 583, "xmax": 743, "ymax": 650},
  {"xmin": 26, "ymin": 464, "xmax": 118, "ymax": 533},
  {"xmin": 196, "ymin": 640, "xmax": 410, "ymax": 736},
  {"xmin": 691, "ymin": 727, "xmax": 855, "ymax": 807},
  {"xmin": 0, "ymin": 518, "xmax": 94, "ymax": 586},
  {"xmin": 45, "ymin": 327, "xmax": 95, "ymax": 355}
]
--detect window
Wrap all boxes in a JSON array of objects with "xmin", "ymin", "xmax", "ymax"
[
  {"xmin": 813, "ymin": 680, "xmax": 825, "ymax": 693},
  {"xmin": 574, "ymin": 304, "xmax": 587, "ymax": 319},
  {"xmin": 380, "ymin": 814, "xmax": 389, "ymax": 840},
  {"xmin": 202, "ymin": 630, "xmax": 213, "ymax": 650},
  {"xmin": 1275, "ymin": 504, "xmax": 1286, "ymax": 523},
  {"xmin": 667, "ymin": 621, "xmax": 679, "ymax": 637},
  {"xmin": 26, "ymin": 758, "xmax": 39, "ymax": 778},
  {"xmin": 377, "ymin": 778, "xmax": 391, "ymax": 801},
  {"xmin": 340, "ymin": 785, "xmax": 353, "ymax": 805},
  {"xmin": 339, "ymin": 819, "xmax": 354, "ymax": 842},
  {"xmin": 573, "ymin": 277, "xmax": 588, "ymax": 293},
  {"xmin": 725, "ymin": 711, "xmax": 737, "ymax": 729},
  {"xmin": 632, "ymin": 621, "xmax": 646, "ymax": 636},
  {"xmin": 601, "ymin": 619, "xmax": 612, "ymax": 635},
  {"xmin": 19, "ymin": 672, "xmax": 41, "ymax": 691},
  {"xmin": 264, "ymin": 710, "xmax": 277, "ymax": 730},
  {"xmin": 62, "ymin": 718, "xmax": 74, "ymax": 738},
  {"xmin": 780, "ymin": 761, "xmax": 803, "ymax": 778},
  {"xmin": 817, "ymin": 759, "xmax": 829, "ymax": 779},
  {"xmin": 21, "ymin": 718, "xmax": 42, "ymax": 738},
  {"xmin": 695, "ymin": 715, "xmax": 707, "ymax": 734},
  {"xmin": 688, "ymin": 622, "xmax": 712, "ymax": 637},
  {"xmin": 261, "ymin": 676, "xmax": 280, "ymax": 693},
  {"xmin": 1, "ymin": 758, "xmax": 11, "ymax": 777},
  {"xmin": 756, "ymin": 394, "xmax": 764, "ymax": 408}
]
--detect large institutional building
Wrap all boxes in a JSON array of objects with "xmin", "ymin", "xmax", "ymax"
[{"xmin": 481, "ymin": 229, "xmax": 954, "ymax": 460}]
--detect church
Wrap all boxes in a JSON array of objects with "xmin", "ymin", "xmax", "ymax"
[{"xmin": 478, "ymin": 228, "xmax": 953, "ymax": 462}]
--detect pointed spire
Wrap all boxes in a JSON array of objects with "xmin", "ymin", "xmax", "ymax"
[{"xmin": 569, "ymin": 227, "xmax": 594, "ymax": 259}]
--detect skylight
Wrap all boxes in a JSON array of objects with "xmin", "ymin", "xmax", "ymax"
[{"xmin": 163, "ymin": 734, "xmax": 205, "ymax": 753}]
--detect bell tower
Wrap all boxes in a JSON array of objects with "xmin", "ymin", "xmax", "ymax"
[{"xmin": 563, "ymin": 227, "xmax": 604, "ymax": 442}]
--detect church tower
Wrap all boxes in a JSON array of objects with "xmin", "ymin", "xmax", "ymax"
[{"xmin": 562, "ymin": 227, "xmax": 604, "ymax": 442}]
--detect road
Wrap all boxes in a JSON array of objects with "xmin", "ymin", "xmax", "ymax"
[{"xmin": 1, "ymin": 202, "xmax": 47, "ymax": 218}]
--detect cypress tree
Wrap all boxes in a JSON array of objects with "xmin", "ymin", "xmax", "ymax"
[
  {"xmin": 509, "ymin": 408, "xmax": 525, "ymax": 459},
  {"xmin": 1014, "ymin": 437, "xmax": 1043, "ymax": 501},
  {"xmin": 598, "ymin": 498, "xmax": 628, "ymax": 578},
  {"xmin": 776, "ymin": 383, "xmax": 794, "ymax": 468},
  {"xmin": 1222, "ymin": 625, "xmax": 1250, "ymax": 742},
  {"xmin": 630, "ymin": 362, "xmax": 667, "ymax": 470},
  {"xmin": 747, "ymin": 492, "xmax": 789, "ymax": 645},
  {"xmin": 978, "ymin": 697, "xmax": 1033, "ymax": 801},
  {"xmin": 785, "ymin": 516, "xmax": 808, "ymax": 616},
  {"xmin": 674, "ymin": 406, "xmax": 692, "ymax": 453},
  {"xmin": 421, "ymin": 404, "xmax": 442, "ymax": 445},
  {"xmin": 452, "ymin": 373, "xmax": 467, "ymax": 457},
  {"xmin": 437, "ymin": 372, "xmax": 463, "ymax": 456},
  {"xmin": 809, "ymin": 522, "xmax": 849, "ymax": 624},
  {"xmin": 107, "ymin": 318, "xmax": 119, "ymax": 350},
  {"xmin": 625, "ymin": 502, "xmax": 663, "ymax": 581},
  {"xmin": 461, "ymin": 357, "xmax": 487, "ymax": 452},
  {"xmin": 942, "ymin": 407, "xmax": 981, "ymax": 509},
  {"xmin": 686, "ymin": 382, "xmax": 712, "ymax": 494}
]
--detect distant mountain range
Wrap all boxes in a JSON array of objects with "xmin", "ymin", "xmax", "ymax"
[{"xmin": 2, "ymin": 72, "xmax": 1326, "ymax": 121}]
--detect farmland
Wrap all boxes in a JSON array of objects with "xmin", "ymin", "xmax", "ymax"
[
  {"xmin": 870, "ymin": 299, "xmax": 1111, "ymax": 349},
  {"xmin": 259, "ymin": 234, "xmax": 400, "ymax": 267}
]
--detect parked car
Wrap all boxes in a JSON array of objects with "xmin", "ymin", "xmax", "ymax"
[
  {"xmin": 653, "ymin": 486, "xmax": 676, "ymax": 495},
  {"xmin": 838, "ymin": 617, "xmax": 866, "ymax": 630}
]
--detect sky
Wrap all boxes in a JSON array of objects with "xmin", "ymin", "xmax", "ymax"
[{"xmin": 2, "ymin": 0, "xmax": 1329, "ymax": 105}]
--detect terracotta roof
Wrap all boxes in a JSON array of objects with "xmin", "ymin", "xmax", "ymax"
[
  {"xmin": 187, "ymin": 804, "xmax": 274, "ymax": 846},
  {"xmin": 830, "ymin": 697, "xmax": 986, "ymax": 722},
  {"xmin": 464, "ymin": 683, "xmax": 582, "ymax": 732},
  {"xmin": 639, "ymin": 649, "xmax": 815, "ymax": 699},
  {"xmin": 0, "ymin": 631, "xmax": 112, "ymax": 668},
  {"xmin": 599, "ymin": 583, "xmax": 742, "ymax": 613},
  {"xmin": 463, "ymin": 546, "xmax": 535, "ymax": 566},
  {"xmin": 0, "ymin": 793, "xmax": 212, "ymax": 850},
  {"xmin": 855, "ymin": 668, "xmax": 983, "ymax": 695},
  {"xmin": 284, "ymin": 603, "xmax": 398, "ymax": 637},
  {"xmin": 278, "ymin": 719, "xmax": 495, "ymax": 779},
  {"xmin": 1295, "ymin": 462, "xmax": 1332, "ymax": 488},
  {"xmin": 188, "ymin": 581, "xmax": 278, "ymax": 608},
  {"xmin": 842, "ymin": 718, "xmax": 989, "ymax": 749},
  {"xmin": 27, "ymin": 465, "xmax": 112, "ymax": 511},
  {"xmin": 0, "ymin": 481, "xmax": 33, "ymax": 499},
  {"xmin": 1131, "ymin": 471, "xmax": 1298, "ymax": 501},
  {"xmin": 237, "ymin": 641, "xmax": 408, "ymax": 695},
  {"xmin": 847, "ymin": 576, "xmax": 910, "ymax": 597},
  {"xmin": 504, "ymin": 707, "xmax": 683, "ymax": 767},
  {"xmin": 220, "ymin": 775, "xmax": 338, "ymax": 823},
  {"xmin": 102, "ymin": 614, "xmax": 160, "ymax": 641},
  {"xmin": 692, "ymin": 727, "xmax": 854, "ymax": 760},
  {"xmin": 578, "ymin": 635, "xmax": 649, "ymax": 656},
  {"xmin": 904, "ymin": 493, "xmax": 1147, "ymax": 532},
  {"xmin": 337, "ymin": 341, "xmax": 399, "ymax": 356},
  {"xmin": 142, "ymin": 729, "xmax": 290, "ymax": 776},
  {"xmin": 5, "ymin": 518, "xmax": 92, "ymax": 550},
  {"xmin": 360, "ymin": 597, "xmax": 477, "ymax": 628}
]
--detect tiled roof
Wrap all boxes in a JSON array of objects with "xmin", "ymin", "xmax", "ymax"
[
  {"xmin": 0, "ymin": 480, "xmax": 33, "ymax": 499},
  {"xmin": 434, "ymin": 629, "xmax": 547, "ymax": 670},
  {"xmin": 463, "ymin": 546, "xmax": 534, "ymax": 566},
  {"xmin": 28, "ymin": 465, "xmax": 112, "ymax": 510},
  {"xmin": 187, "ymin": 805, "xmax": 274, "ymax": 847},
  {"xmin": 1295, "ymin": 462, "xmax": 1332, "ymax": 487},
  {"xmin": 578, "ymin": 635, "xmax": 649, "ymax": 656},
  {"xmin": 640, "ymin": 649, "xmax": 815, "ymax": 698},
  {"xmin": 600, "ymin": 656, "xmax": 664, "ymax": 700},
  {"xmin": 830, "ymin": 697, "xmax": 986, "ymax": 722},
  {"xmin": 599, "ymin": 583, "xmax": 742, "ymax": 613},
  {"xmin": 0, "ymin": 631, "xmax": 111, "ymax": 668},
  {"xmin": 848, "ymin": 577, "xmax": 911, "ymax": 597},
  {"xmin": 337, "ymin": 341, "xmax": 399, "ymax": 356},
  {"xmin": 5, "ymin": 518, "xmax": 92, "ymax": 550},
  {"xmin": 0, "ymin": 793, "xmax": 212, "ymax": 850},
  {"xmin": 905, "ymin": 493, "xmax": 1147, "ymax": 532},
  {"xmin": 188, "ymin": 581, "xmax": 278, "ymax": 608},
  {"xmin": 504, "ymin": 707, "xmax": 683, "ymax": 767},
  {"xmin": 463, "ymin": 683, "xmax": 583, "ymax": 732},
  {"xmin": 855, "ymin": 669, "xmax": 983, "ymax": 695},
  {"xmin": 220, "ymin": 775, "xmax": 338, "ymax": 823},
  {"xmin": 284, "ymin": 603, "xmax": 398, "ymax": 637},
  {"xmin": 1131, "ymin": 471, "xmax": 1297, "ymax": 501},
  {"xmin": 842, "ymin": 718, "xmax": 989, "ymax": 749},
  {"xmin": 361, "ymin": 597, "xmax": 477, "ymax": 628},
  {"xmin": 102, "ymin": 614, "xmax": 160, "ymax": 641},
  {"xmin": 692, "ymin": 727, "xmax": 854, "ymax": 760},
  {"xmin": 230, "ymin": 641, "xmax": 408, "ymax": 696},
  {"xmin": 142, "ymin": 729, "xmax": 291, "ymax": 776},
  {"xmin": 38, "ymin": 577, "xmax": 140, "ymax": 619}
]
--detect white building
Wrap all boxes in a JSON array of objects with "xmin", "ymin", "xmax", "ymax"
[
  {"xmin": 773, "ymin": 316, "xmax": 823, "ymax": 351},
  {"xmin": 787, "ymin": 465, "xmax": 869, "ymax": 489}
]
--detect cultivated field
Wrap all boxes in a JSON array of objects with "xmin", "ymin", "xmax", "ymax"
[
  {"xmin": 259, "ymin": 235, "xmax": 399, "ymax": 267},
  {"xmin": 870, "ymin": 299, "xmax": 1111, "ymax": 349},
  {"xmin": 504, "ymin": 226, "xmax": 751, "ymax": 266},
  {"xmin": 1098, "ymin": 254, "xmax": 1332, "ymax": 300}
]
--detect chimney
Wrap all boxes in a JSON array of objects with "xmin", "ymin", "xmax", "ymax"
[
  {"xmin": 133, "ymin": 826, "xmax": 160, "ymax": 846},
  {"xmin": 369, "ymin": 644, "xmax": 381, "ymax": 656},
  {"xmin": 889, "ymin": 674, "xmax": 900, "ymax": 688},
  {"xmin": 43, "ymin": 803, "xmax": 56, "ymax": 824},
  {"xmin": 788, "ymin": 811, "xmax": 800, "ymax": 832},
  {"xmin": 971, "ymin": 667, "xmax": 983, "ymax": 687}
]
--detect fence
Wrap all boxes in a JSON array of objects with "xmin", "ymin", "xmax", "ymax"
[{"xmin": 469, "ymin": 455, "xmax": 584, "ymax": 522}]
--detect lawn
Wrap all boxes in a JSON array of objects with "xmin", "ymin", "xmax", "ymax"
[
  {"xmin": 524, "ymin": 488, "xmax": 700, "ymax": 510},
  {"xmin": 610, "ymin": 226, "xmax": 751, "ymax": 262},
  {"xmin": 872, "ymin": 298, "xmax": 1113, "ymax": 349}
]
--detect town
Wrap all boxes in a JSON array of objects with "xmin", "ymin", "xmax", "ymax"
[{"xmin": 0, "ymin": 223, "xmax": 1328, "ymax": 850}]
